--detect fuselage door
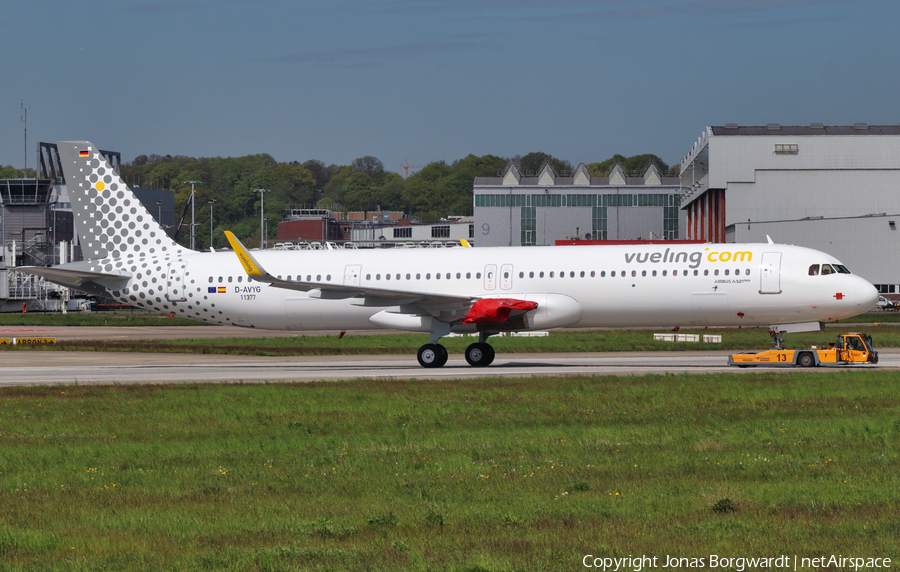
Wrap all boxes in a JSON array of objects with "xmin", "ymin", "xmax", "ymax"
[
  {"xmin": 484, "ymin": 264, "xmax": 497, "ymax": 290},
  {"xmin": 166, "ymin": 261, "xmax": 187, "ymax": 302},
  {"xmin": 500, "ymin": 264, "xmax": 513, "ymax": 290},
  {"xmin": 344, "ymin": 264, "xmax": 361, "ymax": 287},
  {"xmin": 760, "ymin": 252, "xmax": 782, "ymax": 294}
]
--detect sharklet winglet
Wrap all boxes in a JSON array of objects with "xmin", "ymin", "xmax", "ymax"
[{"xmin": 224, "ymin": 231, "xmax": 268, "ymax": 278}]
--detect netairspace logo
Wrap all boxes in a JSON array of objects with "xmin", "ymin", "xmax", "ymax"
[{"xmin": 582, "ymin": 554, "xmax": 891, "ymax": 571}]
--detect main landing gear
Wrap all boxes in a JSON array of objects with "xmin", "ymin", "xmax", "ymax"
[
  {"xmin": 417, "ymin": 344, "xmax": 449, "ymax": 368},
  {"xmin": 416, "ymin": 332, "xmax": 496, "ymax": 368},
  {"xmin": 464, "ymin": 342, "xmax": 495, "ymax": 367}
]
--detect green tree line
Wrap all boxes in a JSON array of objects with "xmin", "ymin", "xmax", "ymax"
[{"xmin": 3, "ymin": 150, "xmax": 673, "ymax": 250}]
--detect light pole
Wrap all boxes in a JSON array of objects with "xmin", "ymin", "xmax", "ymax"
[
  {"xmin": 51, "ymin": 202, "xmax": 57, "ymax": 265},
  {"xmin": 184, "ymin": 180, "xmax": 202, "ymax": 250},
  {"xmin": 264, "ymin": 217, "xmax": 270, "ymax": 250},
  {"xmin": 155, "ymin": 200, "xmax": 162, "ymax": 224},
  {"xmin": 208, "ymin": 199, "xmax": 216, "ymax": 250},
  {"xmin": 253, "ymin": 188, "xmax": 270, "ymax": 249}
]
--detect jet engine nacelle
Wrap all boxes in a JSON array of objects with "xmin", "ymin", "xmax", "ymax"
[
  {"xmin": 472, "ymin": 293, "xmax": 582, "ymax": 331},
  {"xmin": 520, "ymin": 293, "xmax": 582, "ymax": 330},
  {"xmin": 369, "ymin": 310, "xmax": 438, "ymax": 332}
]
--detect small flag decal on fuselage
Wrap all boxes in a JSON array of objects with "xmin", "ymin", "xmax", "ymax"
[
  {"xmin": 79, "ymin": 151, "xmax": 89, "ymax": 157},
  {"xmin": 208, "ymin": 286, "xmax": 227, "ymax": 293}
]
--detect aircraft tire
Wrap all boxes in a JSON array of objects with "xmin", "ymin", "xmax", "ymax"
[
  {"xmin": 418, "ymin": 343, "xmax": 448, "ymax": 368},
  {"xmin": 465, "ymin": 342, "xmax": 495, "ymax": 367}
]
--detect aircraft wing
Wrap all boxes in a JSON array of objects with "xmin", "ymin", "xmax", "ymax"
[{"xmin": 223, "ymin": 231, "xmax": 475, "ymax": 307}]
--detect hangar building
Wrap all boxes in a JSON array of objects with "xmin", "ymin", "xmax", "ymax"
[
  {"xmin": 679, "ymin": 124, "xmax": 900, "ymax": 292},
  {"xmin": 474, "ymin": 162, "xmax": 685, "ymax": 247}
]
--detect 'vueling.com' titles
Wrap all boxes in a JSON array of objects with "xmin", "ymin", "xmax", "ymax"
[{"xmin": 624, "ymin": 248, "xmax": 753, "ymax": 269}]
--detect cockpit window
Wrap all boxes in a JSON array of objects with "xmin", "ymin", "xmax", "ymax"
[
  {"xmin": 835, "ymin": 264, "xmax": 851, "ymax": 274},
  {"xmin": 808, "ymin": 264, "xmax": 819, "ymax": 276},
  {"xmin": 821, "ymin": 264, "xmax": 835, "ymax": 275}
]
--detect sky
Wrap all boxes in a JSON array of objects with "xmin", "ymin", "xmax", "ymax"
[{"xmin": 2, "ymin": 0, "xmax": 898, "ymax": 173}]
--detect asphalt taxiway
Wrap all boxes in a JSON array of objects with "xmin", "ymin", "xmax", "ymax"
[
  {"xmin": 1, "ymin": 325, "xmax": 897, "ymax": 386},
  {"xmin": 2, "ymin": 349, "xmax": 898, "ymax": 386}
]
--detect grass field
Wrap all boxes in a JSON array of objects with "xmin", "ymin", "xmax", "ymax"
[
  {"xmin": 1, "ymin": 372, "xmax": 898, "ymax": 571},
  {"xmin": 4, "ymin": 325, "xmax": 900, "ymax": 356}
]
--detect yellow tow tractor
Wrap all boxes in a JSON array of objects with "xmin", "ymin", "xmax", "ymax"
[{"xmin": 729, "ymin": 332, "xmax": 878, "ymax": 368}]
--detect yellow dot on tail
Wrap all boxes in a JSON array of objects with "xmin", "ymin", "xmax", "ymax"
[{"xmin": 96, "ymin": 181, "xmax": 105, "ymax": 191}]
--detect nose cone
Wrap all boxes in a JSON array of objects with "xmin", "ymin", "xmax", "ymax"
[
  {"xmin": 846, "ymin": 275, "xmax": 879, "ymax": 314},
  {"xmin": 859, "ymin": 277, "xmax": 880, "ymax": 311}
]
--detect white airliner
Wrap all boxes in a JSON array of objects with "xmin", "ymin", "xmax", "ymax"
[{"xmin": 22, "ymin": 141, "xmax": 879, "ymax": 368}]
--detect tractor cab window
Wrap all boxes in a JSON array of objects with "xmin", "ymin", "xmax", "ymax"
[{"xmin": 861, "ymin": 334, "xmax": 874, "ymax": 352}]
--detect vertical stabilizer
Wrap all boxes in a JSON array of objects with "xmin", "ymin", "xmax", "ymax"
[{"xmin": 56, "ymin": 141, "xmax": 187, "ymax": 261}]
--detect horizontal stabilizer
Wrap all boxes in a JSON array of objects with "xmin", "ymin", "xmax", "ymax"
[{"xmin": 18, "ymin": 265, "xmax": 131, "ymax": 290}]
